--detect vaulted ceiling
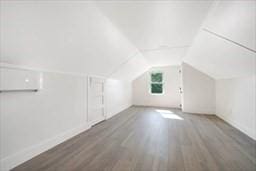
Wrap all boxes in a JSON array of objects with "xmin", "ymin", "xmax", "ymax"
[
  {"xmin": 96, "ymin": 1, "xmax": 212, "ymax": 67},
  {"xmin": 184, "ymin": 0, "xmax": 256, "ymax": 79},
  {"xmin": 0, "ymin": 1, "xmax": 148, "ymax": 80},
  {"xmin": 0, "ymin": 0, "xmax": 255, "ymax": 81}
]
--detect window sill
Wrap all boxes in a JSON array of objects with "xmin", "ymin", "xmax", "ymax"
[{"xmin": 150, "ymin": 93, "xmax": 164, "ymax": 96}]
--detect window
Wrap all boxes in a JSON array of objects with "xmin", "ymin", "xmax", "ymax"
[{"xmin": 150, "ymin": 72, "xmax": 163, "ymax": 94}]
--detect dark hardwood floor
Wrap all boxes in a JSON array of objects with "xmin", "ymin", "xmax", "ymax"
[{"xmin": 13, "ymin": 106, "xmax": 256, "ymax": 171}]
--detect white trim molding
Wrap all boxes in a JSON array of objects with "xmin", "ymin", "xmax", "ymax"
[
  {"xmin": 0, "ymin": 124, "xmax": 91, "ymax": 171},
  {"xmin": 217, "ymin": 114, "xmax": 256, "ymax": 141}
]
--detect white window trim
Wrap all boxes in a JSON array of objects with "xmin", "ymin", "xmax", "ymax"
[{"xmin": 149, "ymin": 71, "xmax": 164, "ymax": 95}]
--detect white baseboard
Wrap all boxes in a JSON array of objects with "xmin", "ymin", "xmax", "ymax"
[
  {"xmin": 217, "ymin": 114, "xmax": 256, "ymax": 141},
  {"xmin": 181, "ymin": 107, "xmax": 215, "ymax": 115},
  {"xmin": 133, "ymin": 104, "xmax": 180, "ymax": 109},
  {"xmin": 106, "ymin": 104, "xmax": 132, "ymax": 119},
  {"xmin": 182, "ymin": 110, "xmax": 215, "ymax": 115},
  {"xmin": 1, "ymin": 124, "xmax": 91, "ymax": 171},
  {"xmin": 88, "ymin": 117, "xmax": 106, "ymax": 127}
]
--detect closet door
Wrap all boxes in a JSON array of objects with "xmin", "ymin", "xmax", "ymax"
[{"xmin": 87, "ymin": 77, "xmax": 105, "ymax": 126}]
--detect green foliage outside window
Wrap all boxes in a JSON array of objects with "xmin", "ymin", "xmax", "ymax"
[
  {"xmin": 151, "ymin": 73, "xmax": 163, "ymax": 82},
  {"xmin": 150, "ymin": 72, "xmax": 163, "ymax": 94}
]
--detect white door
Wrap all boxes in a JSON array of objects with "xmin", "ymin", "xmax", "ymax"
[{"xmin": 87, "ymin": 76, "xmax": 105, "ymax": 126}]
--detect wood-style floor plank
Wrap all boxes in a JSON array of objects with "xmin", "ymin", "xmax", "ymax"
[{"xmin": 12, "ymin": 106, "xmax": 256, "ymax": 171}]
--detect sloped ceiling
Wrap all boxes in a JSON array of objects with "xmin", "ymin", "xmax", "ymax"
[
  {"xmin": 110, "ymin": 52, "xmax": 149, "ymax": 81},
  {"xmin": 184, "ymin": 0, "xmax": 256, "ymax": 79},
  {"xmin": 0, "ymin": 1, "xmax": 149, "ymax": 80},
  {"xmin": 96, "ymin": 1, "xmax": 213, "ymax": 66},
  {"xmin": 1, "ymin": 0, "xmax": 253, "ymax": 81},
  {"xmin": 0, "ymin": 0, "xmax": 212, "ymax": 81}
]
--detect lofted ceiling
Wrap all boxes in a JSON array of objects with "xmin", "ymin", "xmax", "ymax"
[
  {"xmin": 0, "ymin": 1, "xmax": 149, "ymax": 80},
  {"xmin": 0, "ymin": 0, "xmax": 255, "ymax": 81},
  {"xmin": 95, "ymin": 1, "xmax": 213, "ymax": 66},
  {"xmin": 184, "ymin": 0, "xmax": 256, "ymax": 79}
]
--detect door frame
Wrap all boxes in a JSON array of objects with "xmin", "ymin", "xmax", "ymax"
[{"xmin": 87, "ymin": 76, "xmax": 106, "ymax": 127}]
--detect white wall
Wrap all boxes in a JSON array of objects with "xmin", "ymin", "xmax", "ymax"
[
  {"xmin": 216, "ymin": 76, "xmax": 256, "ymax": 140},
  {"xmin": 132, "ymin": 66, "xmax": 181, "ymax": 108},
  {"xmin": 0, "ymin": 1, "xmax": 139, "ymax": 170},
  {"xmin": 105, "ymin": 79, "xmax": 132, "ymax": 118},
  {"xmin": 181, "ymin": 63, "xmax": 215, "ymax": 114},
  {"xmin": 0, "ymin": 65, "xmax": 133, "ymax": 171},
  {"xmin": 0, "ymin": 68, "xmax": 88, "ymax": 171},
  {"xmin": 182, "ymin": 0, "xmax": 256, "ymax": 140},
  {"xmin": 0, "ymin": 2, "xmax": 136, "ymax": 170}
]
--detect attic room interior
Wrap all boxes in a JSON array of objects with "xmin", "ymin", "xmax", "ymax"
[{"xmin": 0, "ymin": 0, "xmax": 255, "ymax": 170}]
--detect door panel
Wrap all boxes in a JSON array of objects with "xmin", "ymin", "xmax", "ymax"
[{"xmin": 87, "ymin": 77, "xmax": 105, "ymax": 126}]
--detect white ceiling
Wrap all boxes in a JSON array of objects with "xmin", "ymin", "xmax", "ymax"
[
  {"xmin": 0, "ymin": 1, "xmax": 149, "ymax": 80},
  {"xmin": 96, "ymin": 1, "xmax": 213, "ymax": 66},
  {"xmin": 1, "ymin": 0, "xmax": 255, "ymax": 80},
  {"xmin": 184, "ymin": 30, "xmax": 255, "ymax": 79},
  {"xmin": 110, "ymin": 52, "xmax": 150, "ymax": 81},
  {"xmin": 141, "ymin": 46, "xmax": 189, "ymax": 67},
  {"xmin": 203, "ymin": 0, "xmax": 256, "ymax": 51},
  {"xmin": 184, "ymin": 0, "xmax": 256, "ymax": 79}
]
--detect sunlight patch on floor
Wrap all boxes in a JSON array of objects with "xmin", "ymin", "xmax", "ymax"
[{"xmin": 155, "ymin": 109, "xmax": 184, "ymax": 120}]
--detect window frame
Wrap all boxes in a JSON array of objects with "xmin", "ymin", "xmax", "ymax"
[{"xmin": 149, "ymin": 71, "xmax": 164, "ymax": 95}]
